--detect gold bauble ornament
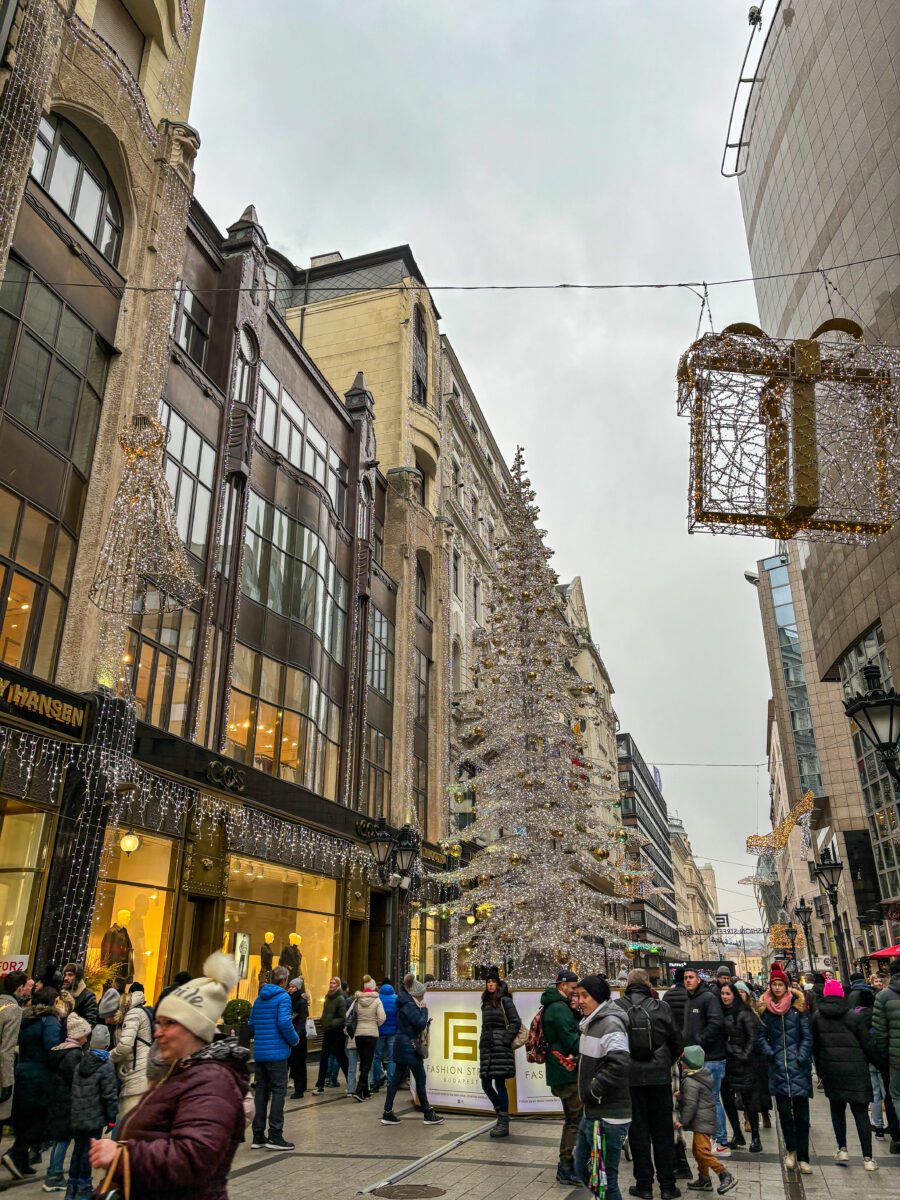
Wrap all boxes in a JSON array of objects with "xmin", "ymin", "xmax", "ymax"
[
  {"xmin": 537, "ymin": 637, "xmax": 547, "ymax": 646},
  {"xmin": 478, "ymin": 873, "xmax": 490, "ymax": 885},
  {"xmin": 543, "ymin": 657, "xmax": 553, "ymax": 666},
  {"xmin": 550, "ymin": 827, "xmax": 564, "ymax": 838},
  {"xmin": 523, "ymin": 779, "xmax": 534, "ymax": 790},
  {"xmin": 526, "ymin": 670, "xmax": 537, "ymax": 681},
  {"xmin": 556, "ymin": 950, "xmax": 569, "ymax": 965},
  {"xmin": 483, "ymin": 659, "xmax": 495, "ymax": 670},
  {"xmin": 475, "ymin": 695, "xmax": 484, "ymax": 706},
  {"xmin": 509, "ymin": 851, "xmax": 522, "ymax": 866},
  {"xmin": 616, "ymin": 828, "xmax": 628, "ymax": 842},
  {"xmin": 592, "ymin": 846, "xmax": 610, "ymax": 862},
  {"xmin": 449, "ymin": 843, "xmax": 462, "ymax": 858},
  {"xmin": 472, "ymin": 726, "xmax": 485, "ymax": 738},
  {"xmin": 522, "ymin": 590, "xmax": 531, "ymax": 599},
  {"xmin": 536, "ymin": 606, "xmax": 545, "ymax": 615}
]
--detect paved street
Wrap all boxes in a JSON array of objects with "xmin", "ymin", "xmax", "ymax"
[{"xmin": 1, "ymin": 1083, "xmax": 897, "ymax": 1200}]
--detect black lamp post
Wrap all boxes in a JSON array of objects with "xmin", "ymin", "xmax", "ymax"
[
  {"xmin": 793, "ymin": 897, "xmax": 814, "ymax": 975},
  {"xmin": 812, "ymin": 849, "xmax": 851, "ymax": 982},
  {"xmin": 779, "ymin": 899, "xmax": 798, "ymax": 977},
  {"xmin": 843, "ymin": 663, "xmax": 900, "ymax": 785},
  {"xmin": 358, "ymin": 816, "xmax": 398, "ymax": 878}
]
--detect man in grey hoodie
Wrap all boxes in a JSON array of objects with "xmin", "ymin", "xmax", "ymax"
[{"xmin": 572, "ymin": 975, "xmax": 631, "ymax": 1200}]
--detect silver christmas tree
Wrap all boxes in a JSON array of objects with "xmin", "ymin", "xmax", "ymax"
[{"xmin": 437, "ymin": 449, "xmax": 638, "ymax": 979}]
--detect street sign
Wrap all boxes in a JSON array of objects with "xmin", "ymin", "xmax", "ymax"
[{"xmin": 715, "ymin": 914, "xmax": 729, "ymax": 927}]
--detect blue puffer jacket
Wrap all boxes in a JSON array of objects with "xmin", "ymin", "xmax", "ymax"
[
  {"xmin": 392, "ymin": 991, "xmax": 428, "ymax": 1066},
  {"xmin": 755, "ymin": 990, "xmax": 812, "ymax": 1098},
  {"xmin": 249, "ymin": 985, "xmax": 298, "ymax": 1062},
  {"xmin": 379, "ymin": 984, "xmax": 398, "ymax": 1036}
]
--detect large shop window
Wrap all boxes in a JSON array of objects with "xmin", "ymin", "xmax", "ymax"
[
  {"xmin": 367, "ymin": 606, "xmax": 394, "ymax": 699},
  {"xmin": 256, "ymin": 364, "xmax": 348, "ymax": 523},
  {"xmin": 123, "ymin": 605, "xmax": 198, "ymax": 737},
  {"xmin": 159, "ymin": 401, "xmax": 216, "ymax": 559},
  {"xmin": 241, "ymin": 491, "xmax": 348, "ymax": 665},
  {"xmin": 0, "ymin": 486, "xmax": 76, "ymax": 678},
  {"xmin": 223, "ymin": 856, "xmax": 339, "ymax": 1017},
  {"xmin": 0, "ymin": 258, "xmax": 108, "ymax": 477},
  {"xmin": 361, "ymin": 724, "xmax": 391, "ymax": 817},
  {"xmin": 89, "ymin": 829, "xmax": 177, "ymax": 1001},
  {"xmin": 31, "ymin": 115, "xmax": 122, "ymax": 265},
  {"xmin": 225, "ymin": 642, "xmax": 342, "ymax": 800},
  {"xmin": 409, "ymin": 911, "xmax": 438, "ymax": 982},
  {"xmin": 0, "ymin": 801, "xmax": 51, "ymax": 962}
]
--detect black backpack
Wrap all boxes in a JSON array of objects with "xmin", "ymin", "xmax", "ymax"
[{"xmin": 622, "ymin": 997, "xmax": 657, "ymax": 1062}]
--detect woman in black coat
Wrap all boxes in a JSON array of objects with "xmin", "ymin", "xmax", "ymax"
[
  {"xmin": 720, "ymin": 983, "xmax": 764, "ymax": 1152},
  {"xmin": 478, "ymin": 971, "xmax": 521, "ymax": 1139},
  {"xmin": 810, "ymin": 981, "xmax": 875, "ymax": 1167},
  {"xmin": 2, "ymin": 988, "xmax": 63, "ymax": 1179},
  {"xmin": 287, "ymin": 977, "xmax": 309, "ymax": 1099}
]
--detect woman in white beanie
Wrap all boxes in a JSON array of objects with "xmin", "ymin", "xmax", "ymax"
[{"xmin": 88, "ymin": 953, "xmax": 248, "ymax": 1200}]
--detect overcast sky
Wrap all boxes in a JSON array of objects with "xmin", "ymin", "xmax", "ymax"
[{"xmin": 189, "ymin": 1, "xmax": 776, "ymax": 942}]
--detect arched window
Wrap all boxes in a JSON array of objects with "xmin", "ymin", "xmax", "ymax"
[
  {"xmin": 451, "ymin": 641, "xmax": 462, "ymax": 692},
  {"xmin": 415, "ymin": 558, "xmax": 427, "ymax": 614},
  {"xmin": 412, "ymin": 304, "xmax": 428, "ymax": 406},
  {"xmin": 233, "ymin": 325, "xmax": 258, "ymax": 406},
  {"xmin": 31, "ymin": 114, "xmax": 123, "ymax": 265}
]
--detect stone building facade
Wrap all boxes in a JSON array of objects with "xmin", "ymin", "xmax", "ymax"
[
  {"xmin": 732, "ymin": 0, "xmax": 900, "ymax": 924},
  {"xmin": 668, "ymin": 815, "xmax": 718, "ymax": 961}
]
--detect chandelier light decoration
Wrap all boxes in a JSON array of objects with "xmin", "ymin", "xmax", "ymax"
[
  {"xmin": 746, "ymin": 790, "xmax": 815, "ymax": 857},
  {"xmin": 89, "ymin": 416, "xmax": 202, "ymax": 617},
  {"xmin": 677, "ymin": 319, "xmax": 900, "ymax": 544},
  {"xmin": 435, "ymin": 449, "xmax": 635, "ymax": 977}
]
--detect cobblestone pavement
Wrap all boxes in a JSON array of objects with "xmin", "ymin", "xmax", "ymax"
[{"xmin": 0, "ymin": 1085, "xmax": 897, "ymax": 1199}]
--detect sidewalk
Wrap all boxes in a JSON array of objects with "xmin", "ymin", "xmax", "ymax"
[{"xmin": 2, "ymin": 1082, "xmax": 896, "ymax": 1199}]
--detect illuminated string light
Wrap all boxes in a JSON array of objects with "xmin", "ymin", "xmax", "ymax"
[{"xmin": 746, "ymin": 790, "xmax": 815, "ymax": 856}]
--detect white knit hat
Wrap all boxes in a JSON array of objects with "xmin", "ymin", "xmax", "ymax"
[
  {"xmin": 66, "ymin": 1013, "xmax": 91, "ymax": 1042},
  {"xmin": 156, "ymin": 953, "xmax": 239, "ymax": 1043}
]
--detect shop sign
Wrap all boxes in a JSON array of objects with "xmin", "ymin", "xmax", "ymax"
[
  {"xmin": 205, "ymin": 760, "xmax": 245, "ymax": 793},
  {"xmin": 421, "ymin": 845, "xmax": 447, "ymax": 866},
  {"xmin": 0, "ymin": 669, "xmax": 91, "ymax": 742},
  {"xmin": 0, "ymin": 955, "xmax": 29, "ymax": 973}
]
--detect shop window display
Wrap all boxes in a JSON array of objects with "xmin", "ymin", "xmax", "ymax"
[
  {"xmin": 89, "ymin": 829, "xmax": 177, "ymax": 1000},
  {"xmin": 223, "ymin": 855, "xmax": 339, "ymax": 1017},
  {"xmin": 409, "ymin": 911, "xmax": 439, "ymax": 982},
  {"xmin": 0, "ymin": 802, "xmax": 50, "ymax": 961}
]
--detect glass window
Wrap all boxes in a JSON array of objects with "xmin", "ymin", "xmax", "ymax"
[
  {"xmin": 227, "ymin": 642, "xmax": 342, "ymax": 800},
  {"xmin": 31, "ymin": 115, "xmax": 123, "ymax": 265},
  {"xmin": 304, "ymin": 421, "xmax": 327, "ymax": 485},
  {"xmin": 452, "ymin": 550, "xmax": 461, "ymax": 597},
  {"xmin": 88, "ymin": 828, "xmax": 177, "ymax": 998},
  {"xmin": 1, "ymin": 260, "xmax": 110, "ymax": 474},
  {"xmin": 415, "ymin": 648, "xmax": 428, "ymax": 726},
  {"xmin": 367, "ymin": 606, "xmax": 394, "ymax": 699},
  {"xmin": 172, "ymin": 283, "xmax": 210, "ymax": 369},
  {"xmin": 412, "ymin": 305, "xmax": 428, "ymax": 406},
  {"xmin": 122, "ymin": 607, "xmax": 198, "ymax": 737},
  {"xmin": 412, "ymin": 755, "xmax": 427, "ymax": 831},
  {"xmin": 158, "ymin": 401, "xmax": 216, "ymax": 559},
  {"xmin": 362, "ymin": 725, "xmax": 391, "ymax": 816},
  {"xmin": 223, "ymin": 856, "xmax": 339, "ymax": 1016},
  {"xmin": 0, "ymin": 802, "xmax": 50, "ymax": 960},
  {"xmin": 326, "ymin": 449, "xmax": 348, "ymax": 522},
  {"xmin": 240, "ymin": 491, "xmax": 348, "ymax": 665},
  {"xmin": 415, "ymin": 559, "xmax": 427, "ymax": 614}
]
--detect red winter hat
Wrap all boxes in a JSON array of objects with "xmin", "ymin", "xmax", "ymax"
[{"xmin": 769, "ymin": 965, "xmax": 789, "ymax": 985}]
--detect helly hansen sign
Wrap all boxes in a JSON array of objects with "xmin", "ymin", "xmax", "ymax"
[{"xmin": 0, "ymin": 668, "xmax": 92, "ymax": 742}]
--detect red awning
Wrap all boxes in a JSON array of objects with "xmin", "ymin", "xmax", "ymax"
[{"xmin": 868, "ymin": 943, "xmax": 900, "ymax": 958}]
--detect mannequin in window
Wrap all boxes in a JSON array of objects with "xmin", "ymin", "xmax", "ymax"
[
  {"xmin": 260, "ymin": 932, "xmax": 275, "ymax": 984},
  {"xmin": 279, "ymin": 932, "xmax": 302, "ymax": 978},
  {"xmin": 101, "ymin": 908, "xmax": 134, "ymax": 987}
]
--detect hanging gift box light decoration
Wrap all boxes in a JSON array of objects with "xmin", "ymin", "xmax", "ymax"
[{"xmin": 677, "ymin": 319, "xmax": 900, "ymax": 544}]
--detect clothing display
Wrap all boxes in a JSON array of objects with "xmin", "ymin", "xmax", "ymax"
[
  {"xmin": 101, "ymin": 923, "xmax": 134, "ymax": 984},
  {"xmin": 260, "ymin": 941, "xmax": 274, "ymax": 984},
  {"xmin": 279, "ymin": 943, "xmax": 301, "ymax": 978}
]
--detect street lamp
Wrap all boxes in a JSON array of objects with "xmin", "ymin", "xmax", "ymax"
[
  {"xmin": 778, "ymin": 899, "xmax": 798, "ymax": 977},
  {"xmin": 357, "ymin": 816, "xmax": 398, "ymax": 876},
  {"xmin": 793, "ymin": 898, "xmax": 814, "ymax": 975},
  {"xmin": 394, "ymin": 824, "xmax": 420, "ymax": 877},
  {"xmin": 843, "ymin": 662, "xmax": 900, "ymax": 784},
  {"xmin": 811, "ymin": 848, "xmax": 851, "ymax": 982}
]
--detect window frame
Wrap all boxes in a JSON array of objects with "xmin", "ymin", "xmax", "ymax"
[
  {"xmin": 362, "ymin": 724, "xmax": 392, "ymax": 817},
  {"xmin": 367, "ymin": 605, "xmax": 395, "ymax": 700},
  {"xmin": 30, "ymin": 114, "xmax": 123, "ymax": 265},
  {"xmin": 414, "ymin": 647, "xmax": 429, "ymax": 726},
  {"xmin": 158, "ymin": 400, "xmax": 216, "ymax": 561},
  {"xmin": 412, "ymin": 304, "xmax": 428, "ymax": 406},
  {"xmin": 123, "ymin": 606, "xmax": 198, "ymax": 737},
  {"xmin": 171, "ymin": 282, "xmax": 210, "ymax": 369}
]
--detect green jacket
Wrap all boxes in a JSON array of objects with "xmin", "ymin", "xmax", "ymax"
[
  {"xmin": 541, "ymin": 985, "xmax": 581, "ymax": 1091},
  {"xmin": 320, "ymin": 989, "xmax": 347, "ymax": 1034},
  {"xmin": 873, "ymin": 975, "xmax": 900, "ymax": 1071}
]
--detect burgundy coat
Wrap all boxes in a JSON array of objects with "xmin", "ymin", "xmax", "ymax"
[{"xmin": 115, "ymin": 1038, "xmax": 249, "ymax": 1200}]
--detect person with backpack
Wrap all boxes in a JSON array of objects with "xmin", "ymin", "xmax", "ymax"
[
  {"xmin": 617, "ymin": 968, "xmax": 683, "ymax": 1200},
  {"xmin": 108, "ymin": 983, "xmax": 153, "ymax": 1117},
  {"xmin": 371, "ymin": 979, "xmax": 398, "ymax": 1093},
  {"xmin": 847, "ymin": 979, "xmax": 900, "ymax": 1150},
  {"xmin": 478, "ymin": 968, "xmax": 522, "ymax": 1139},
  {"xmin": 536, "ymin": 969, "xmax": 582, "ymax": 1184},
  {"xmin": 68, "ymin": 1023, "xmax": 117, "ymax": 1197}
]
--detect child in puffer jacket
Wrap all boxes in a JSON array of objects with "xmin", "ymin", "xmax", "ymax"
[
  {"xmin": 68, "ymin": 1026, "xmax": 118, "ymax": 1199},
  {"xmin": 677, "ymin": 1046, "xmax": 737, "ymax": 1196}
]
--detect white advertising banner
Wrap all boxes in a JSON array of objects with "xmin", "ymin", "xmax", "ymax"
[{"xmin": 413, "ymin": 987, "xmax": 563, "ymax": 1114}]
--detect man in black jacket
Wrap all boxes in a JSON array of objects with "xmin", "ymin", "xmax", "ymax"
[
  {"xmin": 663, "ymin": 968, "xmax": 689, "ymax": 1032},
  {"xmin": 618, "ymin": 969, "xmax": 682, "ymax": 1200},
  {"xmin": 682, "ymin": 968, "xmax": 728, "ymax": 1153},
  {"xmin": 62, "ymin": 963, "xmax": 99, "ymax": 1027}
]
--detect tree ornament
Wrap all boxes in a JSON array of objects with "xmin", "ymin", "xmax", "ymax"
[
  {"xmin": 592, "ymin": 846, "xmax": 610, "ymax": 861},
  {"xmin": 449, "ymin": 843, "xmax": 462, "ymax": 858},
  {"xmin": 509, "ymin": 851, "xmax": 522, "ymax": 866},
  {"xmin": 526, "ymin": 670, "xmax": 537, "ymax": 681}
]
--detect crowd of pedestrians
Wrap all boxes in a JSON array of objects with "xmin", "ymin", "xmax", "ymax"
[{"xmin": 0, "ymin": 954, "xmax": 898, "ymax": 1199}]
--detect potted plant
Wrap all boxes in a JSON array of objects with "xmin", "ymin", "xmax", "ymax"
[{"xmin": 221, "ymin": 997, "xmax": 252, "ymax": 1046}]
